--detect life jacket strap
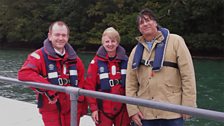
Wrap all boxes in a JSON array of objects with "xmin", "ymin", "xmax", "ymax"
[
  {"xmin": 58, "ymin": 78, "xmax": 71, "ymax": 86},
  {"xmin": 140, "ymin": 59, "xmax": 178, "ymax": 69},
  {"xmin": 109, "ymin": 79, "xmax": 122, "ymax": 87}
]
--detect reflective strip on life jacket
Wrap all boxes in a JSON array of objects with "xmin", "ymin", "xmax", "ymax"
[
  {"xmin": 99, "ymin": 73, "xmax": 109, "ymax": 80},
  {"xmin": 69, "ymin": 64, "xmax": 78, "ymax": 87},
  {"xmin": 48, "ymin": 72, "xmax": 58, "ymax": 79},
  {"xmin": 69, "ymin": 70, "xmax": 77, "ymax": 76},
  {"xmin": 120, "ymin": 61, "xmax": 127, "ymax": 88},
  {"xmin": 121, "ymin": 69, "xmax": 126, "ymax": 75}
]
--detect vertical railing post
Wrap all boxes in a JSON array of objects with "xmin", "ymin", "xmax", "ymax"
[{"xmin": 70, "ymin": 88, "xmax": 79, "ymax": 126}]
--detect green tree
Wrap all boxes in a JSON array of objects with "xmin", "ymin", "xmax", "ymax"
[{"xmin": 0, "ymin": 0, "xmax": 223, "ymax": 55}]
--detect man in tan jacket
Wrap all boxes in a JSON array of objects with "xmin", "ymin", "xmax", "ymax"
[{"xmin": 126, "ymin": 8, "xmax": 197, "ymax": 126}]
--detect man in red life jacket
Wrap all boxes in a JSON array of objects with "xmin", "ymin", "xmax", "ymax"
[
  {"xmin": 18, "ymin": 21, "xmax": 87, "ymax": 126},
  {"xmin": 85, "ymin": 27, "xmax": 131, "ymax": 126}
]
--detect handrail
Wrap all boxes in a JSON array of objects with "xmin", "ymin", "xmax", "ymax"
[{"xmin": 0, "ymin": 75, "xmax": 224, "ymax": 126}]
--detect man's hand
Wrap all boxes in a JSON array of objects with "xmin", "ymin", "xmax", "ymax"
[
  {"xmin": 182, "ymin": 114, "xmax": 191, "ymax": 120},
  {"xmin": 45, "ymin": 92, "xmax": 58, "ymax": 104},
  {"xmin": 48, "ymin": 96, "xmax": 58, "ymax": 104},
  {"xmin": 131, "ymin": 112, "xmax": 144, "ymax": 126}
]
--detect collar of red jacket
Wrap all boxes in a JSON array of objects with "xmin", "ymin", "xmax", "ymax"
[{"xmin": 96, "ymin": 45, "xmax": 128, "ymax": 61}]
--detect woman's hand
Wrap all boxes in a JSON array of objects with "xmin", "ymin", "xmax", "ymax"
[{"xmin": 91, "ymin": 110, "xmax": 99, "ymax": 124}]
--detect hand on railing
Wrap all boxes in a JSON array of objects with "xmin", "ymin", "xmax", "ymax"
[{"xmin": 182, "ymin": 114, "xmax": 191, "ymax": 120}]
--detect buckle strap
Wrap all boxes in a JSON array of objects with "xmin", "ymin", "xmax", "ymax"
[
  {"xmin": 109, "ymin": 79, "xmax": 121, "ymax": 87},
  {"xmin": 140, "ymin": 59, "xmax": 153, "ymax": 66},
  {"xmin": 141, "ymin": 59, "xmax": 178, "ymax": 69},
  {"xmin": 58, "ymin": 78, "xmax": 70, "ymax": 85},
  {"xmin": 163, "ymin": 61, "xmax": 178, "ymax": 69}
]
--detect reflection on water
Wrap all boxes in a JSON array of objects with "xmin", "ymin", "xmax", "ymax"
[{"xmin": 0, "ymin": 49, "xmax": 224, "ymax": 126}]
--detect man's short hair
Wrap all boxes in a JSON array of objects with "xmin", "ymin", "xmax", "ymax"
[{"xmin": 49, "ymin": 21, "xmax": 70, "ymax": 35}]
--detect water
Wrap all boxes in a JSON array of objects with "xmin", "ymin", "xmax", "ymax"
[
  {"xmin": 185, "ymin": 59, "xmax": 224, "ymax": 126},
  {"xmin": 0, "ymin": 49, "xmax": 224, "ymax": 125}
]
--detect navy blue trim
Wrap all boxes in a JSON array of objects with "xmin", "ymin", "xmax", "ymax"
[
  {"xmin": 69, "ymin": 64, "xmax": 78, "ymax": 87},
  {"xmin": 98, "ymin": 60, "xmax": 111, "ymax": 91},
  {"xmin": 42, "ymin": 48, "xmax": 59, "ymax": 85},
  {"xmin": 132, "ymin": 42, "xmax": 144, "ymax": 69},
  {"xmin": 152, "ymin": 28, "xmax": 168, "ymax": 71},
  {"xmin": 120, "ymin": 61, "xmax": 127, "ymax": 88}
]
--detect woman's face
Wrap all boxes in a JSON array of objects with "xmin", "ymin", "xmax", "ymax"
[{"xmin": 102, "ymin": 35, "xmax": 119, "ymax": 54}]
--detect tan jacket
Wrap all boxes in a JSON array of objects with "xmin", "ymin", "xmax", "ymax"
[{"xmin": 126, "ymin": 31, "xmax": 197, "ymax": 119}]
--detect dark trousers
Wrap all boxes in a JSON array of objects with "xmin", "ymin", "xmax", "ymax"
[{"xmin": 141, "ymin": 118, "xmax": 184, "ymax": 126}]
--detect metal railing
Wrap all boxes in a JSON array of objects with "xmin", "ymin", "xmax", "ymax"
[{"xmin": 0, "ymin": 75, "xmax": 224, "ymax": 126}]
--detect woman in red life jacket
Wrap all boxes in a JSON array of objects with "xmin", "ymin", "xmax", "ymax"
[
  {"xmin": 18, "ymin": 21, "xmax": 87, "ymax": 126},
  {"xmin": 85, "ymin": 27, "xmax": 131, "ymax": 126}
]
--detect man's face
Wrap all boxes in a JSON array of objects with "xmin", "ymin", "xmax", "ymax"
[
  {"xmin": 48, "ymin": 24, "xmax": 69, "ymax": 50},
  {"xmin": 102, "ymin": 35, "xmax": 119, "ymax": 53},
  {"xmin": 138, "ymin": 15, "xmax": 158, "ymax": 36}
]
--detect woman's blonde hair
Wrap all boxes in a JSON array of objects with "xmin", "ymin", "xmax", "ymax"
[{"xmin": 102, "ymin": 27, "xmax": 120, "ymax": 43}]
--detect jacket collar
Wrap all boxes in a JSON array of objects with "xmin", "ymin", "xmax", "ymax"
[
  {"xmin": 43, "ymin": 39, "xmax": 77, "ymax": 60},
  {"xmin": 135, "ymin": 31, "xmax": 164, "ymax": 45},
  {"xmin": 96, "ymin": 45, "xmax": 128, "ymax": 61}
]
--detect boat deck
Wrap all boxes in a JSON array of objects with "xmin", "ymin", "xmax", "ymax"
[{"xmin": 0, "ymin": 96, "xmax": 95, "ymax": 126}]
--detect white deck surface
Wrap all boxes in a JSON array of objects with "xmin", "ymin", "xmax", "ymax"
[{"xmin": 0, "ymin": 96, "xmax": 95, "ymax": 126}]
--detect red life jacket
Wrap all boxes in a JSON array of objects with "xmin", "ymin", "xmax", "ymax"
[
  {"xmin": 97, "ymin": 59, "xmax": 127, "ymax": 91},
  {"xmin": 42, "ymin": 48, "xmax": 78, "ymax": 87}
]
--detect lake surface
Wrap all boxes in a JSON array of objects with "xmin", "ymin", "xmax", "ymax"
[{"xmin": 0, "ymin": 49, "xmax": 224, "ymax": 126}]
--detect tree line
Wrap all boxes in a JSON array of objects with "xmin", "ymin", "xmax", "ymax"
[{"xmin": 0, "ymin": 0, "xmax": 223, "ymax": 56}]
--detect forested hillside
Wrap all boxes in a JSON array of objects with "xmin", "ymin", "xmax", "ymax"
[{"xmin": 0, "ymin": 0, "xmax": 223, "ymax": 56}]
